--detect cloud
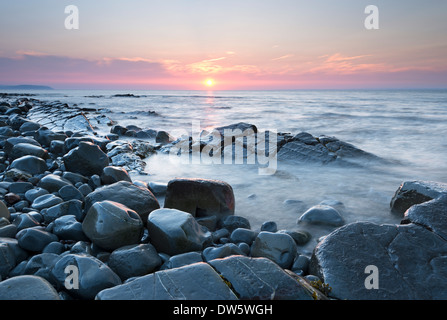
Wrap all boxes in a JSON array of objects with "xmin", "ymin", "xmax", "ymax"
[{"xmin": 271, "ymin": 54, "xmax": 294, "ymax": 61}]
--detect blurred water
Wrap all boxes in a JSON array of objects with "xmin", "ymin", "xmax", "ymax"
[{"xmin": 9, "ymin": 89, "xmax": 447, "ymax": 253}]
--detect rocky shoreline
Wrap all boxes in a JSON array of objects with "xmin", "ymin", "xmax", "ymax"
[{"xmin": 0, "ymin": 95, "xmax": 447, "ymax": 300}]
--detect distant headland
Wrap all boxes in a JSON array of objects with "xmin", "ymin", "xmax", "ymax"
[{"xmin": 0, "ymin": 85, "xmax": 54, "ymax": 90}]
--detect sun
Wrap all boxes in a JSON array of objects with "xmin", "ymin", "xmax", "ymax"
[{"xmin": 204, "ymin": 79, "xmax": 215, "ymax": 87}]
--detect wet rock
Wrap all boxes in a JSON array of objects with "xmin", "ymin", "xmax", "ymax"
[
  {"xmin": 82, "ymin": 200, "xmax": 144, "ymax": 251},
  {"xmin": 10, "ymin": 155, "xmax": 47, "ymax": 175},
  {"xmin": 309, "ymin": 221, "xmax": 447, "ymax": 300},
  {"xmin": 37, "ymin": 174, "xmax": 73, "ymax": 193},
  {"xmin": 0, "ymin": 275, "xmax": 60, "ymax": 300},
  {"xmin": 218, "ymin": 215, "xmax": 251, "ymax": 233},
  {"xmin": 10, "ymin": 143, "xmax": 48, "ymax": 160},
  {"xmin": 230, "ymin": 228, "xmax": 257, "ymax": 245},
  {"xmin": 160, "ymin": 251, "xmax": 203, "ymax": 270},
  {"xmin": 202, "ymin": 243, "xmax": 244, "ymax": 262},
  {"xmin": 147, "ymin": 208, "xmax": 211, "ymax": 256},
  {"xmin": 250, "ymin": 231, "xmax": 297, "ymax": 269},
  {"xmin": 12, "ymin": 213, "xmax": 40, "ymax": 231},
  {"xmin": 48, "ymin": 215, "xmax": 88, "ymax": 241},
  {"xmin": 390, "ymin": 180, "xmax": 447, "ymax": 215},
  {"xmin": 58, "ymin": 184, "xmax": 84, "ymax": 201},
  {"xmin": 261, "ymin": 221, "xmax": 278, "ymax": 233},
  {"xmin": 100, "ymin": 166, "xmax": 132, "ymax": 184},
  {"xmin": 164, "ymin": 178, "xmax": 235, "ymax": 220},
  {"xmin": 0, "ymin": 201, "xmax": 10, "ymax": 220},
  {"xmin": 298, "ymin": 205, "xmax": 345, "ymax": 227},
  {"xmin": 63, "ymin": 141, "xmax": 109, "ymax": 177},
  {"xmin": 96, "ymin": 262, "xmax": 237, "ymax": 300},
  {"xmin": 24, "ymin": 187, "xmax": 49, "ymax": 203},
  {"xmin": 209, "ymin": 255, "xmax": 314, "ymax": 300},
  {"xmin": 34, "ymin": 127, "xmax": 67, "ymax": 147},
  {"xmin": 107, "ymin": 243, "xmax": 162, "ymax": 281},
  {"xmin": 51, "ymin": 253, "xmax": 121, "ymax": 300},
  {"xmin": 16, "ymin": 227, "xmax": 59, "ymax": 252},
  {"xmin": 84, "ymin": 181, "xmax": 160, "ymax": 223},
  {"xmin": 31, "ymin": 194, "xmax": 63, "ymax": 210}
]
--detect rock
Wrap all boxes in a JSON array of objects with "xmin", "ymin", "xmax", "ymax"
[
  {"xmin": 49, "ymin": 215, "xmax": 88, "ymax": 241},
  {"xmin": 155, "ymin": 130, "xmax": 174, "ymax": 144},
  {"xmin": 403, "ymin": 196, "xmax": 447, "ymax": 241},
  {"xmin": 0, "ymin": 242, "xmax": 17, "ymax": 279},
  {"xmin": 160, "ymin": 252, "xmax": 204, "ymax": 270},
  {"xmin": 298, "ymin": 205, "xmax": 345, "ymax": 227},
  {"xmin": 0, "ymin": 201, "xmax": 10, "ymax": 220},
  {"xmin": 4, "ymin": 192, "xmax": 20, "ymax": 205},
  {"xmin": 19, "ymin": 121, "xmax": 41, "ymax": 133},
  {"xmin": 37, "ymin": 174, "xmax": 73, "ymax": 193},
  {"xmin": 8, "ymin": 182, "xmax": 34, "ymax": 194},
  {"xmin": 49, "ymin": 140, "xmax": 65, "ymax": 155},
  {"xmin": 31, "ymin": 194, "xmax": 63, "ymax": 210},
  {"xmin": 147, "ymin": 208, "xmax": 211, "ymax": 256},
  {"xmin": 23, "ymin": 252, "xmax": 61, "ymax": 283},
  {"xmin": 63, "ymin": 141, "xmax": 109, "ymax": 177},
  {"xmin": 10, "ymin": 143, "xmax": 49, "ymax": 160},
  {"xmin": 34, "ymin": 127, "xmax": 66, "ymax": 147},
  {"xmin": 10, "ymin": 155, "xmax": 47, "ymax": 175},
  {"xmin": 43, "ymin": 241, "xmax": 65, "ymax": 254},
  {"xmin": 147, "ymin": 181, "xmax": 167, "ymax": 196},
  {"xmin": 51, "ymin": 253, "xmax": 122, "ymax": 300},
  {"xmin": 84, "ymin": 181, "xmax": 160, "ymax": 223},
  {"xmin": 261, "ymin": 221, "xmax": 278, "ymax": 233},
  {"xmin": 63, "ymin": 114, "xmax": 95, "ymax": 133},
  {"xmin": 250, "ymin": 231, "xmax": 297, "ymax": 269},
  {"xmin": 100, "ymin": 166, "xmax": 132, "ymax": 184},
  {"xmin": 24, "ymin": 187, "xmax": 49, "ymax": 203},
  {"xmin": 12, "ymin": 213, "xmax": 40, "ymax": 231},
  {"xmin": 202, "ymin": 243, "xmax": 245, "ymax": 262},
  {"xmin": 390, "ymin": 181, "xmax": 447, "ymax": 215},
  {"xmin": 164, "ymin": 178, "xmax": 235, "ymax": 220},
  {"xmin": 82, "ymin": 200, "xmax": 144, "ymax": 251},
  {"xmin": 0, "ymin": 225, "xmax": 17, "ymax": 238},
  {"xmin": 309, "ymin": 221, "xmax": 447, "ymax": 300},
  {"xmin": 278, "ymin": 230, "xmax": 311, "ymax": 246},
  {"xmin": 107, "ymin": 244, "xmax": 162, "ymax": 281},
  {"xmin": 218, "ymin": 215, "xmax": 251, "ymax": 233},
  {"xmin": 277, "ymin": 140, "xmax": 336, "ymax": 165},
  {"xmin": 58, "ymin": 184, "xmax": 84, "ymax": 201},
  {"xmin": 96, "ymin": 262, "xmax": 238, "ymax": 300},
  {"xmin": 3, "ymin": 137, "xmax": 41, "ymax": 155},
  {"xmin": 4, "ymin": 168, "xmax": 32, "ymax": 181},
  {"xmin": 208, "ymin": 255, "xmax": 314, "ymax": 300},
  {"xmin": 230, "ymin": 228, "xmax": 257, "ymax": 245},
  {"xmin": 291, "ymin": 254, "xmax": 310, "ymax": 274},
  {"xmin": 0, "ymin": 275, "xmax": 60, "ymax": 300},
  {"xmin": 16, "ymin": 227, "xmax": 59, "ymax": 252},
  {"xmin": 62, "ymin": 171, "xmax": 89, "ymax": 185}
]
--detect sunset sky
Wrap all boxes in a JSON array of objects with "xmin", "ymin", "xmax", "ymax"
[{"xmin": 1, "ymin": 0, "xmax": 447, "ymax": 90}]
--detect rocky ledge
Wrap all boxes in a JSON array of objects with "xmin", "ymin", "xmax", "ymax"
[{"xmin": 0, "ymin": 96, "xmax": 446, "ymax": 300}]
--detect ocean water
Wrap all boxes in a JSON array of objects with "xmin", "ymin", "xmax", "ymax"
[{"xmin": 7, "ymin": 89, "xmax": 447, "ymax": 252}]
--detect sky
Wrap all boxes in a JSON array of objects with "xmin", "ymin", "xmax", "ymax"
[{"xmin": 0, "ymin": 0, "xmax": 447, "ymax": 90}]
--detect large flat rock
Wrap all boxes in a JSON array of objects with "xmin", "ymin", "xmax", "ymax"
[
  {"xmin": 95, "ymin": 262, "xmax": 238, "ymax": 300},
  {"xmin": 309, "ymin": 222, "xmax": 447, "ymax": 300}
]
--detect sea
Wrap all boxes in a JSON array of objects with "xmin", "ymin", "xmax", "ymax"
[{"xmin": 5, "ymin": 89, "xmax": 447, "ymax": 253}]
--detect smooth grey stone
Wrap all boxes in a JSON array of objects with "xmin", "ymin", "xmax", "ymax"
[
  {"xmin": 42, "ymin": 199, "xmax": 84, "ymax": 223},
  {"xmin": 291, "ymin": 255, "xmax": 310, "ymax": 274},
  {"xmin": 34, "ymin": 127, "xmax": 66, "ymax": 147},
  {"xmin": 0, "ymin": 201, "xmax": 9, "ymax": 220},
  {"xmin": 63, "ymin": 141, "xmax": 109, "ymax": 177},
  {"xmin": 238, "ymin": 242, "xmax": 250, "ymax": 255},
  {"xmin": 50, "ymin": 215, "xmax": 88, "ymax": 241},
  {"xmin": 62, "ymin": 171, "xmax": 89, "ymax": 185},
  {"xmin": 78, "ymin": 183, "xmax": 93, "ymax": 196},
  {"xmin": 0, "ymin": 224, "xmax": 17, "ymax": 238},
  {"xmin": 309, "ymin": 222, "xmax": 447, "ymax": 300},
  {"xmin": 277, "ymin": 140, "xmax": 337, "ymax": 165},
  {"xmin": 218, "ymin": 215, "xmax": 251, "ymax": 233},
  {"xmin": 3, "ymin": 137, "xmax": 41, "ymax": 155},
  {"xmin": 25, "ymin": 187, "xmax": 49, "ymax": 203},
  {"xmin": 298, "ymin": 205, "xmax": 345, "ymax": 227},
  {"xmin": 19, "ymin": 121, "xmax": 41, "ymax": 133},
  {"xmin": 58, "ymin": 184, "xmax": 84, "ymax": 201},
  {"xmin": 277, "ymin": 229, "xmax": 311, "ymax": 246},
  {"xmin": 51, "ymin": 253, "xmax": 121, "ymax": 300},
  {"xmin": 202, "ymin": 243, "xmax": 244, "ymax": 262},
  {"xmin": 16, "ymin": 227, "xmax": 59, "ymax": 252},
  {"xmin": 12, "ymin": 213, "xmax": 40, "ymax": 231},
  {"xmin": 8, "ymin": 182, "xmax": 34, "ymax": 194},
  {"xmin": 0, "ymin": 275, "xmax": 60, "ymax": 300},
  {"xmin": 82, "ymin": 200, "xmax": 144, "ymax": 251},
  {"xmin": 10, "ymin": 155, "xmax": 47, "ymax": 175},
  {"xmin": 147, "ymin": 208, "xmax": 211, "ymax": 256},
  {"xmin": 108, "ymin": 243, "xmax": 162, "ymax": 281},
  {"xmin": 23, "ymin": 252, "xmax": 61, "ymax": 283},
  {"xmin": 100, "ymin": 166, "xmax": 132, "ymax": 185},
  {"xmin": 84, "ymin": 181, "xmax": 160, "ymax": 223},
  {"xmin": 10, "ymin": 143, "xmax": 48, "ymax": 160},
  {"xmin": 38, "ymin": 174, "xmax": 73, "ymax": 193},
  {"xmin": 261, "ymin": 221, "xmax": 278, "ymax": 233},
  {"xmin": 0, "ymin": 242, "xmax": 17, "ymax": 279},
  {"xmin": 42, "ymin": 241, "xmax": 65, "ymax": 254},
  {"xmin": 230, "ymin": 228, "xmax": 257, "ymax": 245},
  {"xmin": 31, "ymin": 194, "xmax": 63, "ymax": 210},
  {"xmin": 164, "ymin": 178, "xmax": 235, "ymax": 220},
  {"xmin": 209, "ymin": 255, "xmax": 313, "ymax": 300},
  {"xmin": 160, "ymin": 251, "xmax": 203, "ymax": 270},
  {"xmin": 96, "ymin": 262, "xmax": 237, "ymax": 300},
  {"xmin": 250, "ymin": 231, "xmax": 297, "ymax": 269}
]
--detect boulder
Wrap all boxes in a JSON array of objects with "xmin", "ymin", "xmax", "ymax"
[
  {"xmin": 34, "ymin": 127, "xmax": 66, "ymax": 147},
  {"xmin": 208, "ymin": 255, "xmax": 314, "ymax": 300},
  {"xmin": 390, "ymin": 181, "xmax": 447, "ymax": 215},
  {"xmin": 51, "ymin": 253, "xmax": 121, "ymax": 300},
  {"xmin": 37, "ymin": 174, "xmax": 73, "ymax": 193},
  {"xmin": 230, "ymin": 228, "xmax": 257, "ymax": 245},
  {"xmin": 100, "ymin": 166, "xmax": 132, "ymax": 185},
  {"xmin": 16, "ymin": 227, "xmax": 59, "ymax": 252},
  {"xmin": 84, "ymin": 181, "xmax": 160, "ymax": 223},
  {"xmin": 309, "ymin": 221, "xmax": 447, "ymax": 300},
  {"xmin": 31, "ymin": 194, "xmax": 63, "ymax": 211},
  {"xmin": 298, "ymin": 205, "xmax": 345, "ymax": 227},
  {"xmin": 58, "ymin": 184, "xmax": 84, "ymax": 201},
  {"xmin": 82, "ymin": 200, "xmax": 144, "ymax": 251},
  {"xmin": 43, "ymin": 199, "xmax": 84, "ymax": 223},
  {"xmin": 10, "ymin": 155, "xmax": 47, "ymax": 175},
  {"xmin": 63, "ymin": 141, "xmax": 109, "ymax": 177},
  {"xmin": 49, "ymin": 215, "xmax": 88, "ymax": 241},
  {"xmin": 202, "ymin": 243, "xmax": 244, "ymax": 262},
  {"xmin": 250, "ymin": 231, "xmax": 297, "ymax": 269},
  {"xmin": 3, "ymin": 137, "xmax": 41, "ymax": 156},
  {"xmin": 107, "ymin": 243, "xmax": 162, "ymax": 280},
  {"xmin": 96, "ymin": 262, "xmax": 238, "ymax": 300},
  {"xmin": 160, "ymin": 252, "xmax": 203, "ymax": 270},
  {"xmin": 277, "ymin": 140, "xmax": 336, "ymax": 165},
  {"xmin": 10, "ymin": 143, "xmax": 49, "ymax": 160},
  {"xmin": 0, "ymin": 275, "xmax": 60, "ymax": 300},
  {"xmin": 164, "ymin": 178, "xmax": 235, "ymax": 220},
  {"xmin": 147, "ymin": 208, "xmax": 211, "ymax": 256},
  {"xmin": 0, "ymin": 201, "xmax": 10, "ymax": 220},
  {"xmin": 24, "ymin": 187, "xmax": 49, "ymax": 203}
]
